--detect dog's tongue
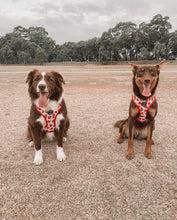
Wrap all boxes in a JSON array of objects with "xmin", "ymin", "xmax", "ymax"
[
  {"xmin": 38, "ymin": 93, "xmax": 48, "ymax": 108},
  {"xmin": 142, "ymin": 84, "xmax": 151, "ymax": 97}
]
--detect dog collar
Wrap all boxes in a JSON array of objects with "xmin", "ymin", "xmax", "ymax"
[
  {"xmin": 132, "ymin": 95, "xmax": 156, "ymax": 123},
  {"xmin": 35, "ymin": 105, "xmax": 62, "ymax": 133}
]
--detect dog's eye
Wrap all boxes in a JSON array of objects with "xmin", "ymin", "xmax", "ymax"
[
  {"xmin": 47, "ymin": 77, "xmax": 53, "ymax": 82},
  {"xmin": 34, "ymin": 77, "xmax": 39, "ymax": 82},
  {"xmin": 152, "ymin": 73, "xmax": 157, "ymax": 77},
  {"xmin": 137, "ymin": 73, "xmax": 143, "ymax": 77}
]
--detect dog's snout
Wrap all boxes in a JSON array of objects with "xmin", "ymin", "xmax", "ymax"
[
  {"xmin": 144, "ymin": 79, "xmax": 150, "ymax": 84},
  {"xmin": 38, "ymin": 84, "xmax": 46, "ymax": 91}
]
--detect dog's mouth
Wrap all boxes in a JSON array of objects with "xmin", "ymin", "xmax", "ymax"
[
  {"xmin": 142, "ymin": 83, "xmax": 151, "ymax": 97},
  {"xmin": 38, "ymin": 92, "xmax": 50, "ymax": 108}
]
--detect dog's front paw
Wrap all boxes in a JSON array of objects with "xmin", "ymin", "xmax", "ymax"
[
  {"xmin": 126, "ymin": 151, "xmax": 134, "ymax": 160},
  {"xmin": 56, "ymin": 146, "xmax": 66, "ymax": 161},
  {"xmin": 145, "ymin": 151, "xmax": 153, "ymax": 159},
  {"xmin": 117, "ymin": 136, "xmax": 123, "ymax": 144},
  {"xmin": 34, "ymin": 150, "xmax": 43, "ymax": 165}
]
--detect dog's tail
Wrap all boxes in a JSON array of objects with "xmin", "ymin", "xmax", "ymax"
[{"xmin": 114, "ymin": 119, "xmax": 128, "ymax": 133}]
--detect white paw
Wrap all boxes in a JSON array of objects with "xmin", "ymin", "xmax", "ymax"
[
  {"xmin": 63, "ymin": 137, "xmax": 67, "ymax": 143},
  {"xmin": 33, "ymin": 150, "xmax": 43, "ymax": 165},
  {"xmin": 56, "ymin": 146, "xmax": 66, "ymax": 161},
  {"xmin": 29, "ymin": 141, "xmax": 34, "ymax": 147}
]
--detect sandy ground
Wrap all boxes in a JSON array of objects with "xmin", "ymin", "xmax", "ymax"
[{"xmin": 0, "ymin": 64, "xmax": 177, "ymax": 219}]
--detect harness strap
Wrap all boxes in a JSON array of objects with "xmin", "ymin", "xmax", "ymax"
[
  {"xmin": 35, "ymin": 105, "xmax": 62, "ymax": 133},
  {"xmin": 132, "ymin": 95, "xmax": 156, "ymax": 123}
]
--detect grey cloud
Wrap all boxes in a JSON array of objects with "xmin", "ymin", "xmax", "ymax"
[
  {"xmin": 29, "ymin": 2, "xmax": 62, "ymax": 15},
  {"xmin": 0, "ymin": 0, "xmax": 177, "ymax": 44},
  {"xmin": 34, "ymin": 13, "xmax": 104, "ymax": 44},
  {"xmin": 7, "ymin": 0, "xmax": 19, "ymax": 2},
  {"xmin": 62, "ymin": 2, "xmax": 102, "ymax": 14}
]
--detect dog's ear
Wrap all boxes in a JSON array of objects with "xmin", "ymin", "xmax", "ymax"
[
  {"xmin": 128, "ymin": 62, "xmax": 139, "ymax": 74},
  {"xmin": 26, "ymin": 69, "xmax": 38, "ymax": 87},
  {"xmin": 156, "ymin": 59, "xmax": 166, "ymax": 69},
  {"xmin": 52, "ymin": 71, "xmax": 65, "ymax": 85}
]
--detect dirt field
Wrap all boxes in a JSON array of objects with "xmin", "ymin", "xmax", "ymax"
[{"xmin": 0, "ymin": 64, "xmax": 177, "ymax": 219}]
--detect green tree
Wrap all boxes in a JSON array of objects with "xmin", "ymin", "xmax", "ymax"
[
  {"xmin": 138, "ymin": 47, "xmax": 149, "ymax": 60},
  {"xmin": 0, "ymin": 15, "xmax": 176, "ymax": 64},
  {"xmin": 168, "ymin": 31, "xmax": 177, "ymax": 57},
  {"xmin": 13, "ymin": 26, "xmax": 29, "ymax": 40},
  {"xmin": 0, "ymin": 45, "xmax": 16, "ymax": 64},
  {"xmin": 35, "ymin": 47, "xmax": 48, "ymax": 64},
  {"xmin": 28, "ymin": 26, "xmax": 55, "ymax": 61},
  {"xmin": 153, "ymin": 41, "xmax": 166, "ymax": 60},
  {"xmin": 104, "ymin": 22, "xmax": 137, "ymax": 61},
  {"xmin": 18, "ymin": 51, "xmax": 31, "ymax": 63},
  {"xmin": 149, "ymin": 14, "xmax": 171, "ymax": 45}
]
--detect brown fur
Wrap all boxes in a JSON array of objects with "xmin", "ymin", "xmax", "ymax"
[
  {"xmin": 114, "ymin": 60, "xmax": 165, "ymax": 159},
  {"xmin": 26, "ymin": 69, "xmax": 70, "ymax": 163}
]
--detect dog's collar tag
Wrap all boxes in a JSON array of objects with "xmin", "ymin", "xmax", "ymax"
[
  {"xmin": 141, "ymin": 102, "xmax": 147, "ymax": 107},
  {"xmin": 47, "ymin": 110, "xmax": 53, "ymax": 115}
]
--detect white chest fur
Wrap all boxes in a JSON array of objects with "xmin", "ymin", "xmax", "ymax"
[{"xmin": 36, "ymin": 113, "xmax": 64, "ymax": 140}]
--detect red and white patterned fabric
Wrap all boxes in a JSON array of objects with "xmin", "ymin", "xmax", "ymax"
[
  {"xmin": 132, "ymin": 95, "xmax": 156, "ymax": 123},
  {"xmin": 35, "ymin": 106, "xmax": 62, "ymax": 133}
]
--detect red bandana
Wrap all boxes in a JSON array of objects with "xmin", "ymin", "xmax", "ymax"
[
  {"xmin": 132, "ymin": 95, "xmax": 156, "ymax": 123},
  {"xmin": 35, "ymin": 105, "xmax": 62, "ymax": 133}
]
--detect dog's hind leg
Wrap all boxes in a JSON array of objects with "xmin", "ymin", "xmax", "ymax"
[{"xmin": 114, "ymin": 119, "xmax": 128, "ymax": 143}]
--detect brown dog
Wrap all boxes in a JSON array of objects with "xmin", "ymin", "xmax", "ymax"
[
  {"xmin": 26, "ymin": 69, "xmax": 70, "ymax": 165},
  {"xmin": 114, "ymin": 60, "xmax": 165, "ymax": 159}
]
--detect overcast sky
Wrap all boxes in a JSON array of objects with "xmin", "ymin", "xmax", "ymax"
[{"xmin": 0, "ymin": 0, "xmax": 177, "ymax": 44}]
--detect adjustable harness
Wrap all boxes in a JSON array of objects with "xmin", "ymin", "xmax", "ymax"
[
  {"xmin": 35, "ymin": 105, "xmax": 62, "ymax": 133},
  {"xmin": 132, "ymin": 95, "xmax": 156, "ymax": 123}
]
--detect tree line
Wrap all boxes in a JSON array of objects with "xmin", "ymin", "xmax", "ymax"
[{"xmin": 0, "ymin": 14, "xmax": 177, "ymax": 64}]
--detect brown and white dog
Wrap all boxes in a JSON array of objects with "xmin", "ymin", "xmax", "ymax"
[
  {"xmin": 114, "ymin": 60, "xmax": 165, "ymax": 159},
  {"xmin": 26, "ymin": 69, "xmax": 70, "ymax": 165}
]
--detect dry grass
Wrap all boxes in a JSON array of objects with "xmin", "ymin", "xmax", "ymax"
[{"xmin": 0, "ymin": 64, "xmax": 177, "ymax": 219}]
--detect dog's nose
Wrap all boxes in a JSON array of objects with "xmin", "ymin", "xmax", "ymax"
[
  {"xmin": 144, "ymin": 79, "xmax": 150, "ymax": 84},
  {"xmin": 38, "ymin": 84, "xmax": 46, "ymax": 91}
]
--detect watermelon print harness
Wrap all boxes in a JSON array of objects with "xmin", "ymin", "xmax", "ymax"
[
  {"xmin": 35, "ymin": 105, "xmax": 62, "ymax": 133},
  {"xmin": 132, "ymin": 95, "xmax": 156, "ymax": 123}
]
